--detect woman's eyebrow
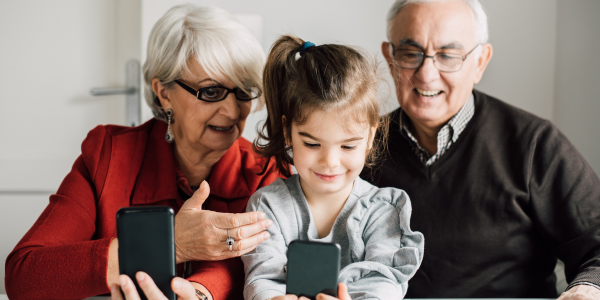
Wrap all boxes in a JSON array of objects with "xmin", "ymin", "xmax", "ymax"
[{"xmin": 195, "ymin": 78, "xmax": 222, "ymax": 85}]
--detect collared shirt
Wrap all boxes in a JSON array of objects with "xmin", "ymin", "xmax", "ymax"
[{"xmin": 400, "ymin": 94, "xmax": 475, "ymax": 166}]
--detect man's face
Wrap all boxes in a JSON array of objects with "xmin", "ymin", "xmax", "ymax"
[{"xmin": 383, "ymin": 0, "xmax": 492, "ymax": 129}]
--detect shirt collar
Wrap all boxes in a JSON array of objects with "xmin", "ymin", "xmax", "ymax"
[{"xmin": 399, "ymin": 93, "xmax": 475, "ymax": 165}]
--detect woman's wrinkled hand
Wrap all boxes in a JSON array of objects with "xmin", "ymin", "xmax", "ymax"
[
  {"xmin": 174, "ymin": 181, "xmax": 273, "ymax": 263},
  {"xmin": 110, "ymin": 272, "xmax": 197, "ymax": 300},
  {"xmin": 557, "ymin": 284, "xmax": 600, "ymax": 300}
]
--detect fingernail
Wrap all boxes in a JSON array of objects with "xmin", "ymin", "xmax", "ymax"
[
  {"xmin": 119, "ymin": 276, "xmax": 127, "ymax": 287},
  {"xmin": 200, "ymin": 180, "xmax": 207, "ymax": 190},
  {"xmin": 257, "ymin": 212, "xmax": 266, "ymax": 220},
  {"xmin": 262, "ymin": 232, "xmax": 271, "ymax": 241},
  {"xmin": 136, "ymin": 272, "xmax": 145, "ymax": 282},
  {"xmin": 263, "ymin": 219, "xmax": 273, "ymax": 227},
  {"xmin": 172, "ymin": 278, "xmax": 181, "ymax": 290}
]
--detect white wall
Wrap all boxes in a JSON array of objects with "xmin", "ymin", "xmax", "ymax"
[
  {"xmin": 478, "ymin": 0, "xmax": 558, "ymax": 121},
  {"xmin": 554, "ymin": 0, "xmax": 600, "ymax": 174}
]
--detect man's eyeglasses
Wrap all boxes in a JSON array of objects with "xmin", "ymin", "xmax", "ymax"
[
  {"xmin": 174, "ymin": 80, "xmax": 261, "ymax": 102},
  {"xmin": 391, "ymin": 44, "xmax": 481, "ymax": 73}
]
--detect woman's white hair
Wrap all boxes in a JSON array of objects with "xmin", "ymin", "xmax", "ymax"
[
  {"xmin": 143, "ymin": 4, "xmax": 265, "ymax": 121},
  {"xmin": 386, "ymin": 0, "xmax": 489, "ymax": 44}
]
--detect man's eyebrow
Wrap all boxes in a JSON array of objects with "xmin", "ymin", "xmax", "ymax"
[
  {"xmin": 397, "ymin": 39, "xmax": 423, "ymax": 50},
  {"xmin": 396, "ymin": 39, "xmax": 464, "ymax": 51},
  {"xmin": 439, "ymin": 42, "xmax": 463, "ymax": 50},
  {"xmin": 299, "ymin": 132, "xmax": 364, "ymax": 143}
]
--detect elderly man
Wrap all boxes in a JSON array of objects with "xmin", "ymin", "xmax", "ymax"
[{"xmin": 361, "ymin": 0, "xmax": 600, "ymax": 299}]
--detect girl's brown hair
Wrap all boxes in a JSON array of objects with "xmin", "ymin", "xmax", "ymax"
[{"xmin": 255, "ymin": 35, "xmax": 388, "ymax": 178}]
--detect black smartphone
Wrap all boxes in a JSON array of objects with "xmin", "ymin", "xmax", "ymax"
[
  {"xmin": 116, "ymin": 206, "xmax": 176, "ymax": 300},
  {"xmin": 286, "ymin": 240, "xmax": 341, "ymax": 299}
]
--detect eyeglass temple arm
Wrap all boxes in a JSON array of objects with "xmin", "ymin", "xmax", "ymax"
[{"xmin": 174, "ymin": 80, "xmax": 200, "ymax": 98}]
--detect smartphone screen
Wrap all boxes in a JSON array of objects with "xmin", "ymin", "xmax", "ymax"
[
  {"xmin": 116, "ymin": 206, "xmax": 176, "ymax": 300},
  {"xmin": 286, "ymin": 240, "xmax": 341, "ymax": 299}
]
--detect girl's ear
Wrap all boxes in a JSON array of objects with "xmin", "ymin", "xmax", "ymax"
[
  {"xmin": 152, "ymin": 78, "xmax": 172, "ymax": 111},
  {"xmin": 282, "ymin": 115, "xmax": 291, "ymax": 147}
]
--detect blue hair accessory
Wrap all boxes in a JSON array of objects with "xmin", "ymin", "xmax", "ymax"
[{"xmin": 299, "ymin": 41, "xmax": 315, "ymax": 55}]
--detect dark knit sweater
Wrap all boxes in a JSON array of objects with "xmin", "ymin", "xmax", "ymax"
[{"xmin": 361, "ymin": 90, "xmax": 600, "ymax": 298}]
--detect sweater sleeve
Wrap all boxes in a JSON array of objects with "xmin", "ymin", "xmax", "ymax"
[
  {"xmin": 528, "ymin": 121, "xmax": 600, "ymax": 289},
  {"xmin": 242, "ymin": 193, "xmax": 288, "ymax": 300},
  {"xmin": 4, "ymin": 126, "xmax": 112, "ymax": 300},
  {"xmin": 341, "ymin": 189, "xmax": 424, "ymax": 300}
]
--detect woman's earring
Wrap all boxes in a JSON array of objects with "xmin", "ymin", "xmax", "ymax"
[{"xmin": 165, "ymin": 109, "xmax": 174, "ymax": 143}]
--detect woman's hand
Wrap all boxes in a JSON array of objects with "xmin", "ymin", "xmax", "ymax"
[
  {"xmin": 268, "ymin": 283, "xmax": 351, "ymax": 300},
  {"xmin": 175, "ymin": 181, "xmax": 273, "ymax": 263},
  {"xmin": 111, "ymin": 272, "xmax": 198, "ymax": 300}
]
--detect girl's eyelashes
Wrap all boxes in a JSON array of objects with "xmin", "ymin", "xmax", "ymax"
[
  {"xmin": 303, "ymin": 142, "xmax": 357, "ymax": 150},
  {"xmin": 303, "ymin": 142, "xmax": 320, "ymax": 149}
]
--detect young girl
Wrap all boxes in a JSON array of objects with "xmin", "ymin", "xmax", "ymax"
[{"xmin": 242, "ymin": 35, "xmax": 424, "ymax": 300}]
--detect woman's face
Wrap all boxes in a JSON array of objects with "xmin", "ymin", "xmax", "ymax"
[{"xmin": 155, "ymin": 59, "xmax": 252, "ymax": 153}]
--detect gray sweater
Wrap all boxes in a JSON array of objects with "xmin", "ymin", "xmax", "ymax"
[{"xmin": 242, "ymin": 175, "xmax": 424, "ymax": 300}]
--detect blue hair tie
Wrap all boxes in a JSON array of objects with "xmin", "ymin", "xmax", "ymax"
[{"xmin": 299, "ymin": 41, "xmax": 315, "ymax": 55}]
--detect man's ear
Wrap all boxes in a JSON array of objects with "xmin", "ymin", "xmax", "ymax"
[
  {"xmin": 381, "ymin": 41, "xmax": 394, "ymax": 67},
  {"xmin": 152, "ymin": 78, "xmax": 172, "ymax": 111},
  {"xmin": 473, "ymin": 43, "xmax": 493, "ymax": 84}
]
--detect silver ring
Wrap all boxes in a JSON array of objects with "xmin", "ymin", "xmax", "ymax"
[{"xmin": 226, "ymin": 228, "xmax": 234, "ymax": 252}]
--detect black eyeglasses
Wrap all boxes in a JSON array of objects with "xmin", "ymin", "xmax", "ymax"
[
  {"xmin": 391, "ymin": 44, "xmax": 481, "ymax": 73},
  {"xmin": 174, "ymin": 80, "xmax": 261, "ymax": 102}
]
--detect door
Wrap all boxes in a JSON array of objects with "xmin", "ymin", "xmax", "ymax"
[{"xmin": 0, "ymin": 0, "xmax": 142, "ymax": 293}]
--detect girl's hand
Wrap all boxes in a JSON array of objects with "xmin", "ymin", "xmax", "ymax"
[
  {"xmin": 316, "ymin": 283, "xmax": 352, "ymax": 300},
  {"xmin": 174, "ymin": 181, "xmax": 273, "ymax": 263},
  {"xmin": 269, "ymin": 283, "xmax": 351, "ymax": 300},
  {"xmin": 111, "ymin": 272, "xmax": 198, "ymax": 300}
]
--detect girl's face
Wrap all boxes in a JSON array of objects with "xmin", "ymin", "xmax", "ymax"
[{"xmin": 290, "ymin": 110, "xmax": 375, "ymax": 202}]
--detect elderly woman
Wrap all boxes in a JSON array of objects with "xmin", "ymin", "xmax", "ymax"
[{"xmin": 5, "ymin": 5, "xmax": 282, "ymax": 300}]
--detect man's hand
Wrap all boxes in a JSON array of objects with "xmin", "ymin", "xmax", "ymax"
[
  {"xmin": 174, "ymin": 181, "xmax": 273, "ymax": 263},
  {"xmin": 557, "ymin": 285, "xmax": 600, "ymax": 300}
]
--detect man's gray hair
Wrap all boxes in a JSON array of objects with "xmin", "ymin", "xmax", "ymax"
[
  {"xmin": 143, "ymin": 4, "xmax": 265, "ymax": 122},
  {"xmin": 386, "ymin": 0, "xmax": 489, "ymax": 44}
]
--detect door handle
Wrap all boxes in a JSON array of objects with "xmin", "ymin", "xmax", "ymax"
[{"xmin": 90, "ymin": 59, "xmax": 141, "ymax": 127}]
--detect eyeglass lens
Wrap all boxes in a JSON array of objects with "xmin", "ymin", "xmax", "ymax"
[{"xmin": 394, "ymin": 51, "xmax": 464, "ymax": 72}]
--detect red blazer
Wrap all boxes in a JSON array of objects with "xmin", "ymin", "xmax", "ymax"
[{"xmin": 5, "ymin": 119, "xmax": 283, "ymax": 300}]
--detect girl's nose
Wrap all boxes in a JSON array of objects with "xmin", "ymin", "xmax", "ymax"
[{"xmin": 319, "ymin": 149, "xmax": 340, "ymax": 169}]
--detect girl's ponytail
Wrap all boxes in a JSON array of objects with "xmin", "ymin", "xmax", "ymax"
[{"xmin": 255, "ymin": 36, "xmax": 305, "ymax": 178}]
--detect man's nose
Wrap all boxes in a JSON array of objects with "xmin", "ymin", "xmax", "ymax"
[{"xmin": 414, "ymin": 55, "xmax": 441, "ymax": 82}]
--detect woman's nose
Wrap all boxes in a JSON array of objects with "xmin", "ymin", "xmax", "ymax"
[{"xmin": 217, "ymin": 93, "xmax": 240, "ymax": 119}]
